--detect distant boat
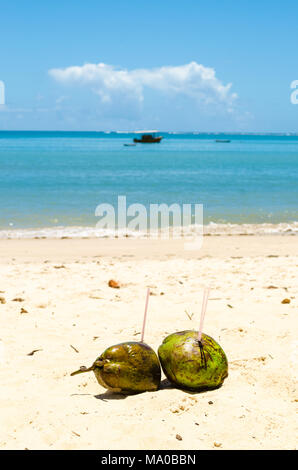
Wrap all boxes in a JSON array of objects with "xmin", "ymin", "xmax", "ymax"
[
  {"xmin": 133, "ymin": 130, "xmax": 163, "ymax": 143},
  {"xmin": 124, "ymin": 143, "xmax": 136, "ymax": 147},
  {"xmin": 215, "ymin": 139, "xmax": 231, "ymax": 143}
]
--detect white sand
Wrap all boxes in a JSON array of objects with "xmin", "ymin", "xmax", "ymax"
[{"xmin": 0, "ymin": 236, "xmax": 297, "ymax": 449}]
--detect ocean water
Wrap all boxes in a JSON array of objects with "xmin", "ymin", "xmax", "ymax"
[{"xmin": 0, "ymin": 131, "xmax": 298, "ymax": 237}]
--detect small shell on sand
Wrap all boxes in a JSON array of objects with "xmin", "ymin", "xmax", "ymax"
[
  {"xmin": 108, "ymin": 280, "xmax": 120, "ymax": 289},
  {"xmin": 214, "ymin": 442, "xmax": 222, "ymax": 448},
  {"xmin": 281, "ymin": 298, "xmax": 290, "ymax": 304}
]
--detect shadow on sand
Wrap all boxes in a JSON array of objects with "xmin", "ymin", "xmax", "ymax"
[
  {"xmin": 93, "ymin": 377, "xmax": 224, "ymax": 400},
  {"xmin": 159, "ymin": 377, "xmax": 224, "ymax": 395},
  {"xmin": 94, "ymin": 390, "xmax": 128, "ymax": 401}
]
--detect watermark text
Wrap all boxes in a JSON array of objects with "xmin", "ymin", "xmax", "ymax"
[
  {"xmin": 0, "ymin": 80, "xmax": 5, "ymax": 105},
  {"xmin": 290, "ymin": 80, "xmax": 298, "ymax": 104},
  {"xmin": 95, "ymin": 196, "xmax": 203, "ymax": 251}
]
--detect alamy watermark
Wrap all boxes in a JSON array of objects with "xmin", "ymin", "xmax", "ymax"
[
  {"xmin": 95, "ymin": 196, "xmax": 203, "ymax": 250},
  {"xmin": 290, "ymin": 80, "xmax": 298, "ymax": 104},
  {"xmin": 0, "ymin": 80, "xmax": 5, "ymax": 105}
]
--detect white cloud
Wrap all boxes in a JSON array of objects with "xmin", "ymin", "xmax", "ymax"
[{"xmin": 49, "ymin": 61, "xmax": 237, "ymax": 108}]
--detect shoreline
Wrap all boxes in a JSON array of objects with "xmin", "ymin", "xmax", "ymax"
[{"xmin": 0, "ymin": 221, "xmax": 298, "ymax": 240}]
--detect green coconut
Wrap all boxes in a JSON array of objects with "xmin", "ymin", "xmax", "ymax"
[
  {"xmin": 71, "ymin": 341, "xmax": 161, "ymax": 394},
  {"xmin": 158, "ymin": 330, "xmax": 228, "ymax": 391}
]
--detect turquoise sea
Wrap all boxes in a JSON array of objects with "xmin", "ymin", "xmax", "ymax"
[{"xmin": 0, "ymin": 131, "xmax": 298, "ymax": 237}]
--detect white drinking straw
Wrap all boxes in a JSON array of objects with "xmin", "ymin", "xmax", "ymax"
[
  {"xmin": 198, "ymin": 288, "xmax": 210, "ymax": 342},
  {"xmin": 141, "ymin": 288, "xmax": 150, "ymax": 342}
]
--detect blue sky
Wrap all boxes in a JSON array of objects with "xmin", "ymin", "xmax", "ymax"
[{"xmin": 0, "ymin": 0, "xmax": 298, "ymax": 132}]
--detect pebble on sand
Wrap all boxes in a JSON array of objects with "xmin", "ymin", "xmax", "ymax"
[
  {"xmin": 214, "ymin": 442, "xmax": 222, "ymax": 448},
  {"xmin": 108, "ymin": 280, "xmax": 120, "ymax": 289}
]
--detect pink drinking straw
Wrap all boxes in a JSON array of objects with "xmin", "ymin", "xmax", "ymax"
[
  {"xmin": 141, "ymin": 288, "xmax": 150, "ymax": 342},
  {"xmin": 198, "ymin": 288, "xmax": 210, "ymax": 342}
]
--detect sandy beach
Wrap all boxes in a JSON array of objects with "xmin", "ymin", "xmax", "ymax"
[{"xmin": 0, "ymin": 235, "xmax": 297, "ymax": 450}]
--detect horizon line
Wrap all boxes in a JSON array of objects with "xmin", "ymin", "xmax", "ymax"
[{"xmin": 0, "ymin": 130, "xmax": 298, "ymax": 136}]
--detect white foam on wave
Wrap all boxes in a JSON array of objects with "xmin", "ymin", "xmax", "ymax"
[
  {"xmin": 203, "ymin": 221, "xmax": 298, "ymax": 235},
  {"xmin": 0, "ymin": 221, "xmax": 298, "ymax": 239}
]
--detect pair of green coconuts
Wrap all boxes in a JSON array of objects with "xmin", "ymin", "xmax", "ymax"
[{"xmin": 71, "ymin": 330, "xmax": 228, "ymax": 394}]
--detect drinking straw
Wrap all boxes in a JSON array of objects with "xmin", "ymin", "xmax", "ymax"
[
  {"xmin": 141, "ymin": 288, "xmax": 150, "ymax": 342},
  {"xmin": 198, "ymin": 288, "xmax": 210, "ymax": 342}
]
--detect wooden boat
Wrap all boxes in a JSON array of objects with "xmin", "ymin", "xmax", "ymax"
[
  {"xmin": 133, "ymin": 130, "xmax": 163, "ymax": 143},
  {"xmin": 215, "ymin": 139, "xmax": 231, "ymax": 143}
]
